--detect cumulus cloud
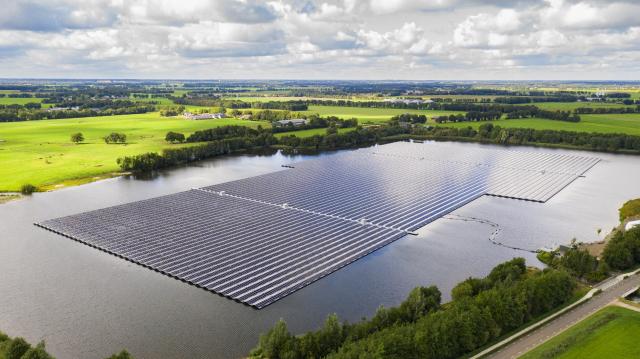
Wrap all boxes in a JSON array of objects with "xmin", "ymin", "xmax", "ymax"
[{"xmin": 0, "ymin": 0, "xmax": 638, "ymax": 79}]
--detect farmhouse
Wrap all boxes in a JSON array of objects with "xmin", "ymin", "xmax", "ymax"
[
  {"xmin": 274, "ymin": 119, "xmax": 308, "ymax": 127},
  {"xmin": 383, "ymin": 98, "xmax": 429, "ymax": 105},
  {"xmin": 47, "ymin": 106, "xmax": 80, "ymax": 112},
  {"xmin": 183, "ymin": 112, "xmax": 227, "ymax": 120}
]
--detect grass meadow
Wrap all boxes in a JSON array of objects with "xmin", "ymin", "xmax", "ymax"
[
  {"xmin": 0, "ymin": 97, "xmax": 49, "ymax": 106},
  {"xmin": 0, "ymin": 112, "xmax": 268, "ymax": 191},
  {"xmin": 531, "ymin": 101, "xmax": 638, "ymax": 111},
  {"xmin": 435, "ymin": 113, "xmax": 640, "ymax": 135},
  {"xmin": 521, "ymin": 306, "xmax": 640, "ymax": 359},
  {"xmin": 301, "ymin": 105, "xmax": 464, "ymax": 124},
  {"xmin": 2, "ymin": 98, "xmax": 640, "ymax": 192}
]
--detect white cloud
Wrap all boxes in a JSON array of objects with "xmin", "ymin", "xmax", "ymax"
[{"xmin": 0, "ymin": 0, "xmax": 639, "ymax": 79}]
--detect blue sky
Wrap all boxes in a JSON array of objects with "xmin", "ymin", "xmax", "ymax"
[{"xmin": 1, "ymin": 0, "xmax": 639, "ymax": 80}]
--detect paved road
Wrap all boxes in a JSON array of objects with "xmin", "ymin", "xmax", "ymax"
[{"xmin": 486, "ymin": 273, "xmax": 640, "ymax": 359}]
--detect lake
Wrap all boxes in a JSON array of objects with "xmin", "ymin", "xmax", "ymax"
[{"xmin": 1, "ymin": 141, "xmax": 639, "ymax": 358}]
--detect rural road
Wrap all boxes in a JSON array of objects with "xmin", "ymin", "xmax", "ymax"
[{"xmin": 485, "ymin": 272, "xmax": 640, "ymax": 359}]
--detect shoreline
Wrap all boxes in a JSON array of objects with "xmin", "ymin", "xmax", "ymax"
[{"xmin": 2, "ymin": 133, "xmax": 638, "ymax": 200}]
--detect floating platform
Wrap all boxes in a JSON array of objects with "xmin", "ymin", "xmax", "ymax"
[{"xmin": 36, "ymin": 142, "xmax": 600, "ymax": 308}]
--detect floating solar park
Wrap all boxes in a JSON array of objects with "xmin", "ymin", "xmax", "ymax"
[{"xmin": 36, "ymin": 142, "xmax": 600, "ymax": 308}]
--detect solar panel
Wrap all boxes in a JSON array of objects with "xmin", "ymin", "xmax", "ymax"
[{"xmin": 36, "ymin": 141, "xmax": 599, "ymax": 308}]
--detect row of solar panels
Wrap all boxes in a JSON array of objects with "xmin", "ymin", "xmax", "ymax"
[
  {"xmin": 37, "ymin": 141, "xmax": 600, "ymax": 308},
  {"xmin": 369, "ymin": 141, "xmax": 600, "ymax": 176},
  {"xmin": 38, "ymin": 189, "xmax": 404, "ymax": 308}
]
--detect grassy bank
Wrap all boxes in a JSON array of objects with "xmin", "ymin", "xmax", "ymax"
[{"xmin": 521, "ymin": 306, "xmax": 640, "ymax": 359}]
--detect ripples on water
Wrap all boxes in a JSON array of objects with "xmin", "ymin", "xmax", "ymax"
[{"xmin": 1, "ymin": 142, "xmax": 639, "ymax": 358}]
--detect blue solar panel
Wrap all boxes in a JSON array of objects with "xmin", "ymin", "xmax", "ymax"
[{"xmin": 36, "ymin": 141, "xmax": 599, "ymax": 308}]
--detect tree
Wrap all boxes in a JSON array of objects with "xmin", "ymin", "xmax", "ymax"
[
  {"xmin": 558, "ymin": 248, "xmax": 598, "ymax": 278},
  {"xmin": 399, "ymin": 286, "xmax": 441, "ymax": 322},
  {"xmin": 104, "ymin": 350, "xmax": 133, "ymax": 359},
  {"xmin": 326, "ymin": 125, "xmax": 338, "ymax": 135},
  {"xmin": 21, "ymin": 341, "xmax": 55, "ymax": 359},
  {"xmin": 159, "ymin": 105, "xmax": 185, "ymax": 117},
  {"xmin": 602, "ymin": 232, "xmax": 634, "ymax": 270},
  {"xmin": 70, "ymin": 132, "xmax": 84, "ymax": 144},
  {"xmin": 165, "ymin": 131, "xmax": 185, "ymax": 143},
  {"xmin": 20, "ymin": 183, "xmax": 37, "ymax": 195},
  {"xmin": 5, "ymin": 337, "xmax": 31, "ymax": 359},
  {"xmin": 316, "ymin": 314, "xmax": 345, "ymax": 357},
  {"xmin": 252, "ymin": 319, "xmax": 294, "ymax": 359},
  {"xmin": 104, "ymin": 132, "xmax": 127, "ymax": 144}
]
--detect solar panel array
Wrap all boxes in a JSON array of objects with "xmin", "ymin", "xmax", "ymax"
[{"xmin": 36, "ymin": 142, "xmax": 599, "ymax": 308}]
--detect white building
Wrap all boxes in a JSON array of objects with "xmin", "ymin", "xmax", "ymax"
[
  {"xmin": 383, "ymin": 98, "xmax": 427, "ymax": 105},
  {"xmin": 183, "ymin": 112, "xmax": 226, "ymax": 120},
  {"xmin": 274, "ymin": 119, "xmax": 308, "ymax": 127}
]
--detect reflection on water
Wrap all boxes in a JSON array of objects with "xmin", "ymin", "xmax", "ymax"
[{"xmin": 0, "ymin": 142, "xmax": 639, "ymax": 359}]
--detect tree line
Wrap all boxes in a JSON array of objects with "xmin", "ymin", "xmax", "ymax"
[
  {"xmin": 117, "ymin": 135, "xmax": 278, "ymax": 172},
  {"xmin": 271, "ymin": 116, "xmax": 357, "ymax": 133},
  {"xmin": 0, "ymin": 104, "xmax": 155, "ymax": 122},
  {"xmin": 389, "ymin": 113, "xmax": 427, "ymax": 124},
  {"xmin": 0, "ymin": 330, "xmax": 133, "ymax": 359},
  {"xmin": 119, "ymin": 120, "xmax": 640, "ymax": 174},
  {"xmin": 494, "ymin": 96, "xmax": 580, "ymax": 104},
  {"xmin": 250, "ymin": 258, "xmax": 576, "ymax": 359},
  {"xmin": 117, "ymin": 125, "xmax": 410, "ymax": 172},
  {"xmin": 433, "ymin": 111, "xmax": 502, "ymax": 123},
  {"xmin": 574, "ymin": 106, "xmax": 640, "ymax": 114},
  {"xmin": 411, "ymin": 123, "xmax": 640, "ymax": 153}
]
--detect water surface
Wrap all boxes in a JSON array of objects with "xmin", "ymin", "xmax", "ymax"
[{"xmin": 1, "ymin": 142, "xmax": 639, "ymax": 358}]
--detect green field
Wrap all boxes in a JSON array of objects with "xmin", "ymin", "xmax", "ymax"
[
  {"xmin": 130, "ymin": 95, "xmax": 175, "ymax": 106},
  {"xmin": 0, "ymin": 97, "xmax": 48, "ymax": 106},
  {"xmin": 436, "ymin": 113, "xmax": 640, "ymax": 135},
  {"xmin": 302, "ymin": 105, "xmax": 464, "ymax": 124},
  {"xmin": 0, "ymin": 113, "xmax": 268, "ymax": 191},
  {"xmin": 274, "ymin": 127, "xmax": 355, "ymax": 138},
  {"xmin": 522, "ymin": 306, "xmax": 640, "ymax": 359},
  {"xmin": 531, "ymin": 102, "xmax": 637, "ymax": 111}
]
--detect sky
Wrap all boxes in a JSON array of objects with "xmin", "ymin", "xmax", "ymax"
[{"xmin": 0, "ymin": 0, "xmax": 639, "ymax": 80}]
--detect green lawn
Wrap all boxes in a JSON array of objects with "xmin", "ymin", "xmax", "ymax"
[
  {"xmin": 0, "ymin": 112, "xmax": 268, "ymax": 191},
  {"xmin": 521, "ymin": 306, "xmax": 640, "ymax": 359},
  {"xmin": 301, "ymin": 105, "xmax": 464, "ymax": 124},
  {"xmin": 435, "ymin": 113, "xmax": 640, "ymax": 135}
]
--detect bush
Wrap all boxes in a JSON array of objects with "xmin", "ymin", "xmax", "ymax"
[
  {"xmin": 70, "ymin": 132, "xmax": 84, "ymax": 144},
  {"xmin": 20, "ymin": 184, "xmax": 37, "ymax": 195},
  {"xmin": 165, "ymin": 131, "xmax": 185, "ymax": 143},
  {"xmin": 619, "ymin": 198, "xmax": 640, "ymax": 222},
  {"xmin": 104, "ymin": 350, "xmax": 133, "ymax": 359},
  {"xmin": 537, "ymin": 250, "xmax": 558, "ymax": 266}
]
